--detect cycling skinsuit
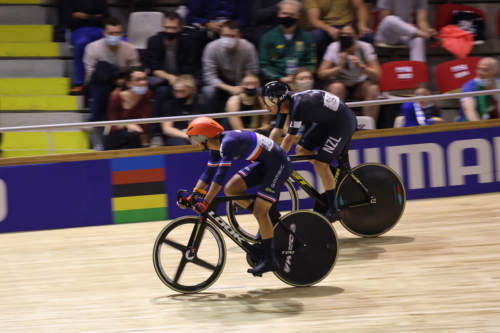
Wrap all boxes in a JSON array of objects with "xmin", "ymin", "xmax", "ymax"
[
  {"xmin": 200, "ymin": 130, "xmax": 292, "ymax": 204},
  {"xmin": 275, "ymin": 90, "xmax": 357, "ymax": 164}
]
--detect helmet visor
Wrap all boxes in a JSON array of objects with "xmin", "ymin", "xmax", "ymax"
[
  {"xmin": 189, "ymin": 134, "xmax": 210, "ymax": 144},
  {"xmin": 263, "ymin": 96, "xmax": 278, "ymax": 107}
]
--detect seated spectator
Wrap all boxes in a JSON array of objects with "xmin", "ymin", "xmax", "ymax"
[
  {"xmin": 160, "ymin": 75, "xmax": 206, "ymax": 146},
  {"xmin": 246, "ymin": 0, "xmax": 281, "ymax": 48},
  {"xmin": 459, "ymin": 57, "xmax": 500, "ymax": 122},
  {"xmin": 225, "ymin": 71, "xmax": 271, "ymax": 135},
  {"xmin": 66, "ymin": 0, "xmax": 110, "ymax": 95},
  {"xmin": 259, "ymin": 0, "xmax": 316, "ymax": 85},
  {"xmin": 105, "ymin": 67, "xmax": 152, "ymax": 150},
  {"xmin": 318, "ymin": 23, "xmax": 381, "ymax": 121},
  {"xmin": 402, "ymin": 83, "xmax": 444, "ymax": 127},
  {"xmin": 202, "ymin": 20, "xmax": 259, "ymax": 113},
  {"xmin": 145, "ymin": 12, "xmax": 197, "ymax": 145},
  {"xmin": 293, "ymin": 67, "xmax": 314, "ymax": 92},
  {"xmin": 375, "ymin": 0, "xmax": 436, "ymax": 62},
  {"xmin": 307, "ymin": 0, "xmax": 373, "ymax": 61},
  {"xmin": 84, "ymin": 17, "xmax": 141, "ymax": 122}
]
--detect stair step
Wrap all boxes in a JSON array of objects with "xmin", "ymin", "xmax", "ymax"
[
  {"xmin": 0, "ymin": 78, "xmax": 69, "ymax": 95},
  {"xmin": 0, "ymin": 96, "xmax": 82, "ymax": 110},
  {"xmin": 0, "ymin": 25, "xmax": 52, "ymax": 42},
  {"xmin": 0, "ymin": 59, "xmax": 65, "ymax": 77},
  {"xmin": 0, "ymin": 112, "xmax": 86, "ymax": 127},
  {"xmin": 0, "ymin": 6, "xmax": 47, "ymax": 25},
  {"xmin": 0, "ymin": 42, "xmax": 59, "ymax": 57}
]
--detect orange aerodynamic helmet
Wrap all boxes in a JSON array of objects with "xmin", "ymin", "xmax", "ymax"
[{"xmin": 186, "ymin": 117, "xmax": 224, "ymax": 144}]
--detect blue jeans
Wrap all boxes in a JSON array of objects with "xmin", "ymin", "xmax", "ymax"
[
  {"xmin": 312, "ymin": 24, "xmax": 374, "ymax": 62},
  {"xmin": 71, "ymin": 27, "xmax": 104, "ymax": 85},
  {"xmin": 88, "ymin": 83, "xmax": 113, "ymax": 122}
]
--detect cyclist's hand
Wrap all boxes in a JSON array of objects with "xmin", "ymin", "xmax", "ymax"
[
  {"xmin": 193, "ymin": 200, "xmax": 209, "ymax": 214},
  {"xmin": 177, "ymin": 196, "xmax": 191, "ymax": 209}
]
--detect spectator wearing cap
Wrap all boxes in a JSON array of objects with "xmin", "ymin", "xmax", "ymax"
[
  {"xmin": 84, "ymin": 17, "xmax": 141, "ymax": 122},
  {"xmin": 202, "ymin": 19, "xmax": 259, "ymax": 113},
  {"xmin": 259, "ymin": 0, "xmax": 316, "ymax": 85},
  {"xmin": 306, "ymin": 0, "xmax": 373, "ymax": 62},
  {"xmin": 375, "ymin": 0, "xmax": 436, "ymax": 62},
  {"xmin": 318, "ymin": 23, "xmax": 381, "ymax": 121}
]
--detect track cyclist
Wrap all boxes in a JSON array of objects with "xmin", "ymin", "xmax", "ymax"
[
  {"xmin": 262, "ymin": 81, "xmax": 357, "ymax": 222},
  {"xmin": 177, "ymin": 116, "xmax": 293, "ymax": 275}
]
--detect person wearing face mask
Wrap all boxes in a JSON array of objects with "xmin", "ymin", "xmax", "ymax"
[
  {"xmin": 318, "ymin": 23, "xmax": 381, "ymax": 122},
  {"xmin": 402, "ymin": 83, "xmax": 444, "ymax": 127},
  {"xmin": 66, "ymin": 0, "xmax": 110, "ymax": 95},
  {"xmin": 104, "ymin": 67, "xmax": 152, "ymax": 151},
  {"xmin": 84, "ymin": 17, "xmax": 140, "ymax": 125},
  {"xmin": 145, "ymin": 12, "xmax": 198, "ymax": 147},
  {"xmin": 459, "ymin": 57, "xmax": 500, "ymax": 122},
  {"xmin": 259, "ymin": 0, "xmax": 316, "ymax": 85},
  {"xmin": 293, "ymin": 67, "xmax": 314, "ymax": 92},
  {"xmin": 159, "ymin": 75, "xmax": 207, "ymax": 146},
  {"xmin": 202, "ymin": 20, "xmax": 259, "ymax": 115},
  {"xmin": 225, "ymin": 72, "xmax": 271, "ymax": 135}
]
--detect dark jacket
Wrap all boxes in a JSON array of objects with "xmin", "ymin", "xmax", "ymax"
[
  {"xmin": 161, "ymin": 96, "xmax": 206, "ymax": 130},
  {"xmin": 252, "ymin": 0, "xmax": 280, "ymax": 27},
  {"xmin": 145, "ymin": 33, "xmax": 198, "ymax": 76},
  {"xmin": 187, "ymin": 0, "xmax": 249, "ymax": 27},
  {"xmin": 89, "ymin": 61, "xmax": 121, "ymax": 85},
  {"xmin": 65, "ymin": 0, "xmax": 110, "ymax": 31}
]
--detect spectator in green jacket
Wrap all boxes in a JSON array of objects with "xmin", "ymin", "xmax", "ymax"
[{"xmin": 259, "ymin": 0, "xmax": 317, "ymax": 84}]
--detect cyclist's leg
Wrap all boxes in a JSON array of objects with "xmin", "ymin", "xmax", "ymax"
[
  {"xmin": 296, "ymin": 123, "xmax": 330, "ymax": 163},
  {"xmin": 225, "ymin": 163, "xmax": 265, "ymax": 211}
]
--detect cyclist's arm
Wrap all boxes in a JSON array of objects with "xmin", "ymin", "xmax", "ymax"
[
  {"xmin": 270, "ymin": 127, "xmax": 283, "ymax": 143},
  {"xmin": 270, "ymin": 113, "xmax": 288, "ymax": 143},
  {"xmin": 199, "ymin": 150, "xmax": 221, "ymax": 186},
  {"xmin": 204, "ymin": 138, "xmax": 237, "ymax": 203},
  {"xmin": 280, "ymin": 133, "xmax": 296, "ymax": 153}
]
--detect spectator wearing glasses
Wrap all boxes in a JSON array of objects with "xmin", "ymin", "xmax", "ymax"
[
  {"xmin": 225, "ymin": 71, "xmax": 271, "ymax": 135},
  {"xmin": 202, "ymin": 19, "xmax": 259, "ymax": 113},
  {"xmin": 318, "ymin": 23, "xmax": 381, "ymax": 121},
  {"xmin": 402, "ymin": 83, "xmax": 444, "ymax": 127},
  {"xmin": 259, "ymin": 0, "xmax": 316, "ymax": 85},
  {"xmin": 84, "ymin": 17, "xmax": 141, "ymax": 122},
  {"xmin": 160, "ymin": 75, "xmax": 206, "ymax": 146},
  {"xmin": 146, "ymin": 12, "xmax": 198, "ymax": 146},
  {"xmin": 306, "ymin": 0, "xmax": 373, "ymax": 61},
  {"xmin": 105, "ymin": 67, "xmax": 152, "ymax": 150}
]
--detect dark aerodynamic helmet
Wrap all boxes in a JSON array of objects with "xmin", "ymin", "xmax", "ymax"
[{"xmin": 261, "ymin": 81, "xmax": 291, "ymax": 106}]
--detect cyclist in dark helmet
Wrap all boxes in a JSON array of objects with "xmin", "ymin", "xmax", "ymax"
[
  {"xmin": 178, "ymin": 116, "xmax": 293, "ymax": 275},
  {"xmin": 262, "ymin": 81, "xmax": 357, "ymax": 221}
]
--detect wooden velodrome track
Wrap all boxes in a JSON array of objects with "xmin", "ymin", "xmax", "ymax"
[{"xmin": 1, "ymin": 192, "xmax": 499, "ymax": 332}]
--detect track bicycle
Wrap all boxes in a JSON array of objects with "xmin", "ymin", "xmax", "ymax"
[
  {"xmin": 227, "ymin": 146, "xmax": 406, "ymax": 241},
  {"xmin": 153, "ymin": 190, "xmax": 339, "ymax": 293}
]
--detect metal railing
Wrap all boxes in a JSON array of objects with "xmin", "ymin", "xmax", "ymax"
[{"xmin": 1, "ymin": 89, "xmax": 499, "ymax": 153}]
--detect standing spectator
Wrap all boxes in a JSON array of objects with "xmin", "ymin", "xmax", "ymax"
[
  {"xmin": 202, "ymin": 20, "xmax": 259, "ymax": 113},
  {"xmin": 84, "ymin": 17, "xmax": 141, "ymax": 122},
  {"xmin": 307, "ymin": 0, "xmax": 373, "ymax": 61},
  {"xmin": 402, "ymin": 83, "xmax": 444, "ymax": 127},
  {"xmin": 293, "ymin": 67, "xmax": 314, "ymax": 92},
  {"xmin": 187, "ymin": 0, "xmax": 250, "ymax": 34},
  {"xmin": 459, "ymin": 57, "xmax": 500, "ymax": 122},
  {"xmin": 225, "ymin": 71, "xmax": 271, "ymax": 135},
  {"xmin": 318, "ymin": 23, "xmax": 381, "ymax": 121},
  {"xmin": 105, "ymin": 67, "xmax": 152, "ymax": 150},
  {"xmin": 145, "ymin": 12, "xmax": 197, "ymax": 145},
  {"xmin": 259, "ymin": 0, "xmax": 317, "ymax": 85},
  {"xmin": 375, "ymin": 0, "xmax": 436, "ymax": 62},
  {"xmin": 246, "ymin": 0, "xmax": 281, "ymax": 48},
  {"xmin": 66, "ymin": 0, "xmax": 110, "ymax": 95},
  {"xmin": 160, "ymin": 75, "xmax": 206, "ymax": 146}
]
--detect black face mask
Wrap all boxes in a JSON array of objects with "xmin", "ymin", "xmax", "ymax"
[
  {"xmin": 162, "ymin": 31, "xmax": 181, "ymax": 41},
  {"xmin": 244, "ymin": 88, "xmax": 257, "ymax": 97},
  {"xmin": 176, "ymin": 96, "xmax": 189, "ymax": 104},
  {"xmin": 278, "ymin": 16, "xmax": 297, "ymax": 28},
  {"xmin": 339, "ymin": 35, "xmax": 354, "ymax": 50}
]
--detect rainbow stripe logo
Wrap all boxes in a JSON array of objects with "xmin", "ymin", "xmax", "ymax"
[{"xmin": 111, "ymin": 156, "xmax": 168, "ymax": 224}]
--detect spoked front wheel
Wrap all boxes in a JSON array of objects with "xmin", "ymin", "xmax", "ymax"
[
  {"xmin": 337, "ymin": 163, "xmax": 406, "ymax": 237},
  {"xmin": 273, "ymin": 211, "xmax": 339, "ymax": 287},
  {"xmin": 226, "ymin": 179, "xmax": 299, "ymax": 243},
  {"xmin": 153, "ymin": 216, "xmax": 226, "ymax": 293}
]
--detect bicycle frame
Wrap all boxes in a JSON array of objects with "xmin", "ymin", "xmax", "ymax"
[
  {"xmin": 288, "ymin": 154, "xmax": 376, "ymax": 210},
  {"xmin": 178, "ymin": 191, "xmax": 307, "ymax": 262}
]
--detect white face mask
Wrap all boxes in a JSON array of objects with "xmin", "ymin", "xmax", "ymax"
[
  {"xmin": 295, "ymin": 80, "xmax": 314, "ymax": 92},
  {"xmin": 474, "ymin": 78, "xmax": 492, "ymax": 87},
  {"xmin": 131, "ymin": 86, "xmax": 148, "ymax": 95},
  {"xmin": 105, "ymin": 35, "xmax": 121, "ymax": 46},
  {"xmin": 221, "ymin": 37, "xmax": 238, "ymax": 49}
]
